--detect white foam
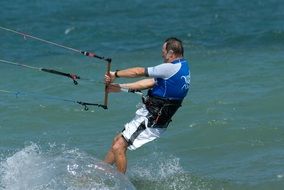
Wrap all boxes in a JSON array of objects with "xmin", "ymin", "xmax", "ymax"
[
  {"xmin": 277, "ymin": 174, "xmax": 283, "ymax": 179},
  {"xmin": 0, "ymin": 143, "xmax": 135, "ymax": 190},
  {"xmin": 64, "ymin": 27, "xmax": 75, "ymax": 35},
  {"xmin": 128, "ymin": 152, "xmax": 211, "ymax": 190}
]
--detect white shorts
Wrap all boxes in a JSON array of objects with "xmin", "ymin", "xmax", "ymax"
[{"xmin": 121, "ymin": 104, "xmax": 167, "ymax": 150}]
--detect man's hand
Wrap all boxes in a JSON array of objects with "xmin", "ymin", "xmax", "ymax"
[
  {"xmin": 105, "ymin": 71, "xmax": 116, "ymax": 85},
  {"xmin": 106, "ymin": 83, "xmax": 121, "ymax": 93}
]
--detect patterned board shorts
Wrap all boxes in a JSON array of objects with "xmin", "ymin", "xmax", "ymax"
[{"xmin": 121, "ymin": 104, "xmax": 168, "ymax": 150}]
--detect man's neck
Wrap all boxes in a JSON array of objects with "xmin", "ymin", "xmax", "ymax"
[{"xmin": 169, "ymin": 56, "xmax": 183, "ymax": 63}]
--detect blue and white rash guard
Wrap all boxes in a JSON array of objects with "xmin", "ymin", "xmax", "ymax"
[{"xmin": 146, "ymin": 58, "xmax": 190, "ymax": 100}]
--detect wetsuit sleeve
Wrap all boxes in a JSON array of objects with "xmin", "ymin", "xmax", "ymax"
[
  {"xmin": 144, "ymin": 67, "xmax": 149, "ymax": 77},
  {"xmin": 146, "ymin": 63, "xmax": 181, "ymax": 79}
]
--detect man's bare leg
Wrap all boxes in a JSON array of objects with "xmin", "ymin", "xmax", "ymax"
[
  {"xmin": 113, "ymin": 136, "xmax": 128, "ymax": 173},
  {"xmin": 104, "ymin": 135, "xmax": 119, "ymax": 165},
  {"xmin": 104, "ymin": 134, "xmax": 128, "ymax": 173},
  {"xmin": 104, "ymin": 149, "xmax": 115, "ymax": 165}
]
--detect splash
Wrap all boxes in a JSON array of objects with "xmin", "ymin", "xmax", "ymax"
[
  {"xmin": 128, "ymin": 152, "xmax": 211, "ymax": 190},
  {"xmin": 0, "ymin": 143, "xmax": 135, "ymax": 190}
]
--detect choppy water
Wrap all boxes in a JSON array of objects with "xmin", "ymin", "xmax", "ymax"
[{"xmin": 0, "ymin": 0, "xmax": 284, "ymax": 189}]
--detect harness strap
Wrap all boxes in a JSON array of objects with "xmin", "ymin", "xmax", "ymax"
[{"xmin": 142, "ymin": 95, "xmax": 182, "ymax": 126}]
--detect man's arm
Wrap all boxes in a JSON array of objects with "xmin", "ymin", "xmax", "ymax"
[
  {"xmin": 105, "ymin": 67, "xmax": 154, "ymax": 93},
  {"xmin": 106, "ymin": 78, "xmax": 155, "ymax": 93},
  {"xmin": 119, "ymin": 78, "xmax": 155, "ymax": 90},
  {"xmin": 105, "ymin": 67, "xmax": 147, "ymax": 84},
  {"xmin": 114, "ymin": 67, "xmax": 146, "ymax": 78}
]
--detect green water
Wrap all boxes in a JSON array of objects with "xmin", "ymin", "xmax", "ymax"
[{"xmin": 1, "ymin": 0, "xmax": 284, "ymax": 189}]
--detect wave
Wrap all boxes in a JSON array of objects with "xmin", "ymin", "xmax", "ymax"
[
  {"xmin": 128, "ymin": 151, "xmax": 284, "ymax": 190},
  {"xmin": 0, "ymin": 143, "xmax": 135, "ymax": 190},
  {"xmin": 128, "ymin": 152, "xmax": 213, "ymax": 190},
  {"xmin": 0, "ymin": 145, "xmax": 230, "ymax": 190}
]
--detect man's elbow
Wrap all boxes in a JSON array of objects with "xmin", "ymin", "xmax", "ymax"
[{"xmin": 135, "ymin": 67, "xmax": 146, "ymax": 77}]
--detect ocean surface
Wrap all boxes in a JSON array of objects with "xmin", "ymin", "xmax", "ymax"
[{"xmin": 0, "ymin": 0, "xmax": 284, "ymax": 189}]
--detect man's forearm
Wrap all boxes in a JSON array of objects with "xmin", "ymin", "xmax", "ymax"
[
  {"xmin": 119, "ymin": 78, "xmax": 155, "ymax": 90},
  {"xmin": 116, "ymin": 67, "xmax": 146, "ymax": 78}
]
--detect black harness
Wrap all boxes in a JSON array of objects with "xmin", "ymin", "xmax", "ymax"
[{"xmin": 142, "ymin": 94, "xmax": 182, "ymax": 127}]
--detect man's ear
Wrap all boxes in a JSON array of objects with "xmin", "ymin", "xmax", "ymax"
[{"xmin": 166, "ymin": 50, "xmax": 174, "ymax": 59}]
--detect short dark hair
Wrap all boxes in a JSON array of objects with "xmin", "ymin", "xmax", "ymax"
[{"xmin": 165, "ymin": 37, "xmax": 184, "ymax": 56}]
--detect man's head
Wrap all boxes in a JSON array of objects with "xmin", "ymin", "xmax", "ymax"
[{"xmin": 162, "ymin": 37, "xmax": 184, "ymax": 62}]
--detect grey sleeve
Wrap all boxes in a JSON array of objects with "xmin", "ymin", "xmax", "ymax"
[{"xmin": 146, "ymin": 63, "xmax": 181, "ymax": 79}]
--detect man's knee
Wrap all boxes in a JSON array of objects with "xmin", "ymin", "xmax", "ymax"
[{"xmin": 112, "ymin": 135, "xmax": 127, "ymax": 152}]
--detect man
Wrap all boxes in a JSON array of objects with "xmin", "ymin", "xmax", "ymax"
[{"xmin": 104, "ymin": 37, "xmax": 190, "ymax": 173}]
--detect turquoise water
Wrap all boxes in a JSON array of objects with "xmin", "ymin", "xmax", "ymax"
[{"xmin": 1, "ymin": 0, "xmax": 284, "ymax": 189}]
